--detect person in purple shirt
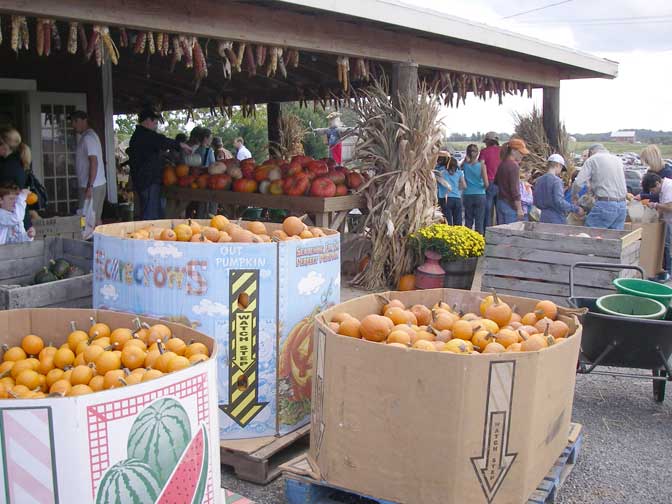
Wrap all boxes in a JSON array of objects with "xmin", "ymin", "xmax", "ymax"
[
  {"xmin": 478, "ymin": 131, "xmax": 501, "ymax": 227},
  {"xmin": 533, "ymin": 154, "xmax": 583, "ymax": 224}
]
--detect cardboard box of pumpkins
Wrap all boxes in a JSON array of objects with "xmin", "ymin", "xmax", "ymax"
[
  {"xmin": 93, "ymin": 218, "xmax": 341, "ymax": 440},
  {"xmin": 310, "ymin": 288, "xmax": 582, "ymax": 504},
  {"xmin": 0, "ymin": 308, "xmax": 220, "ymax": 504}
]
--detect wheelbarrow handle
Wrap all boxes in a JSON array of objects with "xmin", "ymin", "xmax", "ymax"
[{"xmin": 569, "ymin": 262, "xmax": 645, "ymax": 298}]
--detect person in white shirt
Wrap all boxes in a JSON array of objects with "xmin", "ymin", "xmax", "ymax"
[
  {"xmin": 0, "ymin": 184, "xmax": 31, "ymax": 245},
  {"xmin": 572, "ymin": 144, "xmax": 627, "ymax": 230},
  {"xmin": 234, "ymin": 137, "xmax": 252, "ymax": 161},
  {"xmin": 72, "ymin": 111, "xmax": 106, "ymax": 225}
]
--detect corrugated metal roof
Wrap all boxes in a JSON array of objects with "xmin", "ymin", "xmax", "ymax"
[{"xmin": 276, "ymin": 0, "xmax": 618, "ymax": 79}]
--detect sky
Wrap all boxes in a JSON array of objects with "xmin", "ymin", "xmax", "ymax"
[{"xmin": 401, "ymin": 0, "xmax": 672, "ymax": 135}]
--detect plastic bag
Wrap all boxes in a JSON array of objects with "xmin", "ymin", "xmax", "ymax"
[{"xmin": 81, "ymin": 199, "xmax": 96, "ymax": 240}]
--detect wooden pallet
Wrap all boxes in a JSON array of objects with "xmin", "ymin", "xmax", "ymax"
[
  {"xmin": 284, "ymin": 423, "xmax": 583, "ymax": 504},
  {"xmin": 220, "ymin": 424, "xmax": 310, "ymax": 485}
]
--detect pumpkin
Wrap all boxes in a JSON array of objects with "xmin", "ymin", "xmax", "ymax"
[
  {"xmin": 175, "ymin": 164, "xmax": 190, "ymax": 177},
  {"xmin": 210, "ymin": 214, "xmax": 229, "ymax": 231},
  {"xmin": 160, "ymin": 228, "xmax": 177, "ymax": 241},
  {"xmin": 247, "ymin": 221, "xmax": 267, "ymax": 235},
  {"xmin": 174, "ymin": 224, "xmax": 193, "ymax": 242},
  {"xmin": 431, "ymin": 310, "xmax": 457, "ymax": 331},
  {"xmin": 484, "ymin": 293, "xmax": 512, "ymax": 327},
  {"xmin": 451, "ymin": 319, "xmax": 474, "ymax": 340},
  {"xmin": 534, "ymin": 317, "xmax": 555, "ymax": 334},
  {"xmin": 495, "ymin": 328, "xmax": 518, "ymax": 348},
  {"xmin": 337, "ymin": 318, "xmax": 362, "ymax": 338},
  {"xmin": 483, "ymin": 342, "xmax": 506, "ymax": 354},
  {"xmin": 381, "ymin": 298, "xmax": 405, "ymax": 313},
  {"xmin": 208, "ymin": 161, "xmax": 227, "ymax": 175},
  {"xmin": 412, "ymin": 340, "xmax": 436, "ymax": 351},
  {"xmin": 442, "ymin": 338, "xmax": 471, "ymax": 354},
  {"xmin": 535, "ymin": 300, "xmax": 558, "ymax": 321},
  {"xmin": 279, "ymin": 312, "xmax": 318, "ymax": 402},
  {"xmin": 163, "ymin": 168, "xmax": 178, "ymax": 186},
  {"xmin": 548, "ymin": 320, "xmax": 569, "ymax": 339},
  {"xmin": 360, "ymin": 315, "xmax": 394, "ymax": 342},
  {"xmin": 410, "ymin": 305, "xmax": 432, "ymax": 326},
  {"xmin": 201, "ymin": 226, "xmax": 220, "ymax": 242},
  {"xmin": 384, "ymin": 307, "xmax": 416, "ymax": 326},
  {"xmin": 26, "ymin": 191, "xmax": 39, "ymax": 205},
  {"xmin": 387, "ymin": 330, "xmax": 411, "ymax": 346},
  {"xmin": 397, "ymin": 274, "xmax": 416, "ymax": 291},
  {"xmin": 283, "ymin": 216, "xmax": 306, "ymax": 236},
  {"xmin": 521, "ymin": 334, "xmax": 549, "ymax": 352}
]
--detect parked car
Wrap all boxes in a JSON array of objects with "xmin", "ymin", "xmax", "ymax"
[{"xmin": 625, "ymin": 169, "xmax": 644, "ymax": 195}]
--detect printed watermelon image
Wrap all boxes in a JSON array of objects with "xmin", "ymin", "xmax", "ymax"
[
  {"xmin": 95, "ymin": 458, "xmax": 161, "ymax": 504},
  {"xmin": 127, "ymin": 398, "xmax": 192, "ymax": 487},
  {"xmin": 156, "ymin": 424, "xmax": 209, "ymax": 504}
]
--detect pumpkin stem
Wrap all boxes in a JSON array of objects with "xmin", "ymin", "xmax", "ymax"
[
  {"xmin": 472, "ymin": 344, "xmax": 482, "ymax": 351},
  {"xmin": 375, "ymin": 293, "xmax": 391, "ymax": 305},
  {"xmin": 89, "ymin": 316, "xmax": 96, "ymax": 327},
  {"xmin": 426, "ymin": 326, "xmax": 437, "ymax": 335},
  {"xmin": 486, "ymin": 332, "xmax": 495, "ymax": 341},
  {"xmin": 544, "ymin": 323, "xmax": 550, "ymax": 337},
  {"xmin": 518, "ymin": 330, "xmax": 529, "ymax": 341},
  {"xmin": 0, "ymin": 369, "xmax": 11, "ymax": 379},
  {"xmin": 157, "ymin": 340, "xmax": 166, "ymax": 355},
  {"xmin": 298, "ymin": 213, "xmax": 308, "ymax": 222},
  {"xmin": 123, "ymin": 367, "xmax": 131, "ymax": 376},
  {"xmin": 1, "ymin": 344, "xmax": 8, "ymax": 352},
  {"xmin": 104, "ymin": 343, "xmax": 118, "ymax": 351},
  {"xmin": 491, "ymin": 290, "xmax": 500, "ymax": 305},
  {"xmin": 7, "ymin": 390, "xmax": 18, "ymax": 399},
  {"xmin": 47, "ymin": 392, "xmax": 64, "ymax": 398},
  {"xmin": 117, "ymin": 377, "xmax": 129, "ymax": 386}
]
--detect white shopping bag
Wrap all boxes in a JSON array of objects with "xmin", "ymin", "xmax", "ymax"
[{"xmin": 81, "ymin": 198, "xmax": 96, "ymax": 240}]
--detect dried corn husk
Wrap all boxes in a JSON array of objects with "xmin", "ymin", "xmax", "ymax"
[{"xmin": 350, "ymin": 79, "xmax": 443, "ymax": 290}]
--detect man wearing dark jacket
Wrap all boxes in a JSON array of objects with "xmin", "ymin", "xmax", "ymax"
[{"xmin": 128, "ymin": 108, "xmax": 188, "ymax": 219}]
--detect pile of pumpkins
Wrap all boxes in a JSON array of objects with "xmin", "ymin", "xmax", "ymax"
[
  {"xmin": 162, "ymin": 155, "xmax": 366, "ymax": 197},
  {"xmin": 126, "ymin": 216, "xmax": 326, "ymax": 243},
  {"xmin": 330, "ymin": 293, "xmax": 574, "ymax": 354},
  {"xmin": 0, "ymin": 318, "xmax": 211, "ymax": 399},
  {"xmin": 34, "ymin": 258, "xmax": 86, "ymax": 284}
]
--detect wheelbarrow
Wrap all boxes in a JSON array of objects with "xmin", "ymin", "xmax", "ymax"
[{"xmin": 568, "ymin": 262, "xmax": 672, "ymax": 402}]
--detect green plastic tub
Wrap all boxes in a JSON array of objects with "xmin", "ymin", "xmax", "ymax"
[
  {"xmin": 613, "ymin": 278, "xmax": 672, "ymax": 306},
  {"xmin": 596, "ymin": 293, "xmax": 667, "ymax": 320}
]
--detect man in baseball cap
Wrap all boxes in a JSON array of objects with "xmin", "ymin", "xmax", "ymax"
[{"xmin": 532, "ymin": 153, "xmax": 582, "ymax": 224}]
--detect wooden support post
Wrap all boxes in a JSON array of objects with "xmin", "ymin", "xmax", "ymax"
[
  {"xmin": 543, "ymin": 86, "xmax": 560, "ymax": 151},
  {"xmin": 267, "ymin": 102, "xmax": 281, "ymax": 157},
  {"xmin": 391, "ymin": 62, "xmax": 418, "ymax": 108}
]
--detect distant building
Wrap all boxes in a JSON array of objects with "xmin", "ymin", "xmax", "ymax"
[{"xmin": 610, "ymin": 131, "xmax": 636, "ymax": 143}]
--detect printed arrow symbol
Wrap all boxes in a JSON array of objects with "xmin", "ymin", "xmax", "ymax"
[{"xmin": 471, "ymin": 361, "xmax": 518, "ymax": 503}]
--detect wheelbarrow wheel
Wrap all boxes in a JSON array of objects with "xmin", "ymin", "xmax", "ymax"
[{"xmin": 653, "ymin": 369, "xmax": 666, "ymax": 403}]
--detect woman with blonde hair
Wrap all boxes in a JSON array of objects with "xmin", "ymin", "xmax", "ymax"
[
  {"xmin": 0, "ymin": 127, "xmax": 35, "ymax": 237},
  {"xmin": 641, "ymin": 144, "xmax": 672, "ymax": 178}
]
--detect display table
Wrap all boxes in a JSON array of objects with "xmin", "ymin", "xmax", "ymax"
[{"xmin": 163, "ymin": 186, "xmax": 365, "ymax": 232}]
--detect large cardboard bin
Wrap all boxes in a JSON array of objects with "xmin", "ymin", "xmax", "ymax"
[
  {"xmin": 311, "ymin": 289, "xmax": 582, "ymax": 504},
  {"xmin": 93, "ymin": 220, "xmax": 340, "ymax": 439},
  {"xmin": 0, "ymin": 309, "xmax": 220, "ymax": 504}
]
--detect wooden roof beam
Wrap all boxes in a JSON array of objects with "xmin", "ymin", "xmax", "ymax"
[{"xmin": 0, "ymin": 0, "xmax": 562, "ymax": 86}]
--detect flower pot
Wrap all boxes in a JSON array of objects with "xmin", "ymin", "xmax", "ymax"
[
  {"xmin": 415, "ymin": 250, "xmax": 445, "ymax": 290},
  {"xmin": 441, "ymin": 257, "xmax": 479, "ymax": 290}
]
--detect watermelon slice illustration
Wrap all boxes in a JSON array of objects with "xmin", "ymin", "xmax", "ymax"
[{"xmin": 156, "ymin": 423, "xmax": 209, "ymax": 504}]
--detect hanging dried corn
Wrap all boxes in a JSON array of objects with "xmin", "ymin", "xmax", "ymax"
[
  {"xmin": 193, "ymin": 38, "xmax": 208, "ymax": 88},
  {"xmin": 36, "ymin": 19, "xmax": 45, "ymax": 56},
  {"xmin": 244, "ymin": 44, "xmax": 256, "ymax": 75},
  {"xmin": 44, "ymin": 20, "xmax": 52, "ymax": 56},
  {"xmin": 67, "ymin": 22, "xmax": 78, "ymax": 54},
  {"xmin": 93, "ymin": 26, "xmax": 103, "ymax": 66},
  {"xmin": 78, "ymin": 24, "xmax": 88, "ymax": 55},
  {"xmin": 266, "ymin": 47, "xmax": 278, "ymax": 77},
  {"xmin": 19, "ymin": 17, "xmax": 29, "ymax": 50},
  {"xmin": 118, "ymin": 27, "xmax": 128, "ymax": 48},
  {"xmin": 101, "ymin": 26, "xmax": 119, "ymax": 65},
  {"xmin": 170, "ymin": 36, "xmax": 182, "ymax": 72},
  {"xmin": 236, "ymin": 42, "xmax": 246, "ymax": 72},
  {"xmin": 147, "ymin": 32, "xmax": 155, "ymax": 55},
  {"xmin": 337, "ymin": 56, "xmax": 350, "ymax": 92},
  {"xmin": 85, "ymin": 25, "xmax": 99, "ymax": 62},
  {"xmin": 277, "ymin": 48, "xmax": 287, "ymax": 78},
  {"xmin": 0, "ymin": 16, "xmax": 3, "ymax": 46},
  {"xmin": 256, "ymin": 45, "xmax": 267, "ymax": 66},
  {"xmin": 179, "ymin": 36, "xmax": 193, "ymax": 68},
  {"xmin": 156, "ymin": 33, "xmax": 164, "ymax": 55},
  {"xmin": 51, "ymin": 21, "xmax": 61, "ymax": 52},
  {"xmin": 132, "ymin": 31, "xmax": 146, "ymax": 55}
]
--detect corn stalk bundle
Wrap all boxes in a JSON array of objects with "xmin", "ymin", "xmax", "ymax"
[
  {"xmin": 350, "ymin": 79, "xmax": 443, "ymax": 290},
  {"xmin": 513, "ymin": 106, "xmax": 574, "ymax": 182},
  {"xmin": 270, "ymin": 113, "xmax": 307, "ymax": 159}
]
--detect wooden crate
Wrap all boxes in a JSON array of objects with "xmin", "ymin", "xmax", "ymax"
[
  {"xmin": 482, "ymin": 222, "xmax": 642, "ymax": 306},
  {"xmin": 0, "ymin": 238, "xmax": 93, "ymax": 309},
  {"xmin": 32, "ymin": 215, "xmax": 83, "ymax": 240}
]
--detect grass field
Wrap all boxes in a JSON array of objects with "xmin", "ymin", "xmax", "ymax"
[{"xmin": 446, "ymin": 141, "xmax": 672, "ymax": 158}]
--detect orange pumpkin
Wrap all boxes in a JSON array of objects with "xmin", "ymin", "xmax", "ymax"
[
  {"xmin": 360, "ymin": 315, "xmax": 394, "ymax": 342},
  {"xmin": 398, "ymin": 274, "xmax": 416, "ymax": 291},
  {"xmin": 162, "ymin": 167, "xmax": 178, "ymax": 186},
  {"xmin": 175, "ymin": 164, "xmax": 189, "ymax": 178},
  {"xmin": 26, "ymin": 192, "xmax": 39, "ymax": 206}
]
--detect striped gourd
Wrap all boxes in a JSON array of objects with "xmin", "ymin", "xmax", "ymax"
[
  {"xmin": 127, "ymin": 398, "xmax": 192, "ymax": 486},
  {"xmin": 95, "ymin": 458, "xmax": 161, "ymax": 504}
]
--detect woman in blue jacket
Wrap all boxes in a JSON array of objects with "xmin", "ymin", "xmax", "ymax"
[{"xmin": 533, "ymin": 154, "xmax": 583, "ymax": 224}]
